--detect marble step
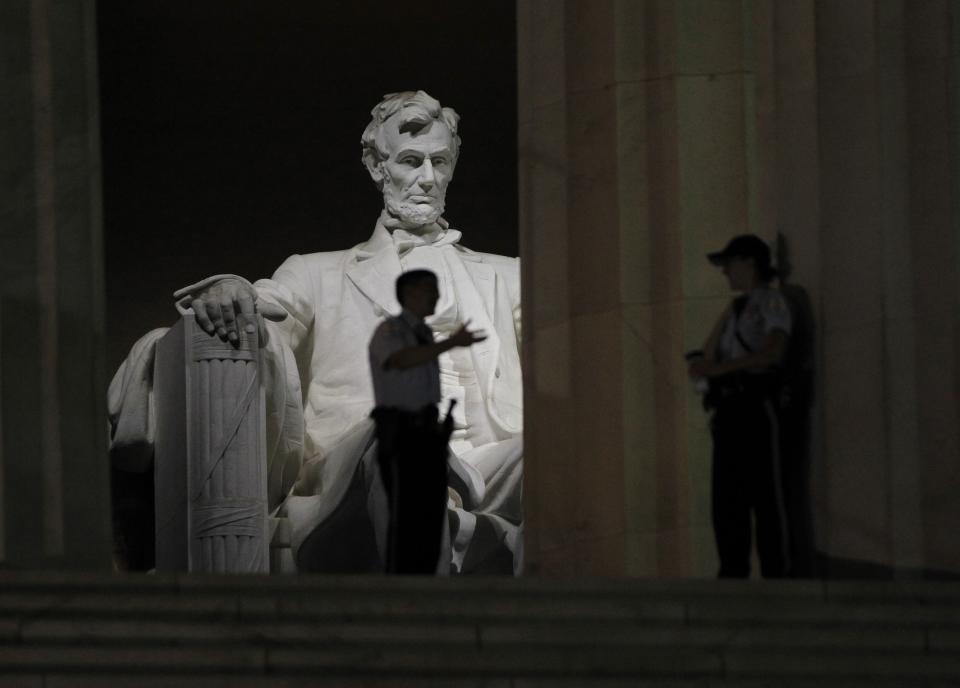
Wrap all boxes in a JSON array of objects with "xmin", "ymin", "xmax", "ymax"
[
  {"xmin": 0, "ymin": 643, "xmax": 957, "ymax": 680},
  {"xmin": 8, "ymin": 679, "xmax": 956, "ymax": 688},
  {"xmin": 9, "ymin": 617, "xmax": 947, "ymax": 651},
  {"xmin": 0, "ymin": 583, "xmax": 956, "ymax": 627},
  {"xmin": 0, "ymin": 572, "xmax": 956, "ymax": 686},
  {"xmin": 0, "ymin": 571, "xmax": 960, "ymax": 624}
]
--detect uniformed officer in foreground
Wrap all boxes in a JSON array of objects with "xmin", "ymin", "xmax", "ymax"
[
  {"xmin": 688, "ymin": 235, "xmax": 792, "ymax": 578},
  {"xmin": 368, "ymin": 269, "xmax": 486, "ymax": 574}
]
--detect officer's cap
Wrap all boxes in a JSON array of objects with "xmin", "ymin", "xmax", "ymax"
[
  {"xmin": 708, "ymin": 234, "xmax": 778, "ymax": 281},
  {"xmin": 707, "ymin": 234, "xmax": 771, "ymax": 267}
]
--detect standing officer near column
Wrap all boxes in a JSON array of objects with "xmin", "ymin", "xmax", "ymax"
[
  {"xmin": 688, "ymin": 235, "xmax": 792, "ymax": 578},
  {"xmin": 369, "ymin": 269, "xmax": 486, "ymax": 574}
]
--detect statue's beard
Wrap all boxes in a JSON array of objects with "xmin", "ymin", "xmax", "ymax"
[
  {"xmin": 383, "ymin": 195, "xmax": 445, "ymax": 229},
  {"xmin": 380, "ymin": 165, "xmax": 446, "ymax": 229}
]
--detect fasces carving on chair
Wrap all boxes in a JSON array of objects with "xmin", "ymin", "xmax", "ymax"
[{"xmin": 154, "ymin": 313, "xmax": 268, "ymax": 573}]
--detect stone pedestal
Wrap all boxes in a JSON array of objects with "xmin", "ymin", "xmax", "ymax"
[{"xmin": 0, "ymin": 0, "xmax": 111, "ymax": 568}]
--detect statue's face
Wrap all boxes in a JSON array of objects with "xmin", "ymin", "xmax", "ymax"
[{"xmin": 378, "ymin": 118, "xmax": 457, "ymax": 228}]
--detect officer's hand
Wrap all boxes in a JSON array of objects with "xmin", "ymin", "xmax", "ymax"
[
  {"xmin": 448, "ymin": 320, "xmax": 487, "ymax": 348},
  {"xmin": 174, "ymin": 277, "xmax": 286, "ymax": 344}
]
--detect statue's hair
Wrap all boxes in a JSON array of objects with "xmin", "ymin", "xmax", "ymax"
[{"xmin": 361, "ymin": 90, "xmax": 461, "ymax": 176}]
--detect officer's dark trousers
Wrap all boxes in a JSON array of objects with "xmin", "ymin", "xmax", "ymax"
[
  {"xmin": 711, "ymin": 394, "xmax": 790, "ymax": 578},
  {"xmin": 372, "ymin": 407, "xmax": 448, "ymax": 575}
]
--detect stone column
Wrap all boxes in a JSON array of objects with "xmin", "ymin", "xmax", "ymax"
[
  {"xmin": 0, "ymin": 0, "xmax": 111, "ymax": 568},
  {"xmin": 902, "ymin": 0, "xmax": 960, "ymax": 574},
  {"xmin": 809, "ymin": 0, "xmax": 916, "ymax": 572},
  {"xmin": 519, "ymin": 0, "xmax": 960, "ymax": 576},
  {"xmin": 519, "ymin": 0, "xmax": 760, "ymax": 576},
  {"xmin": 778, "ymin": 0, "xmax": 960, "ymax": 574}
]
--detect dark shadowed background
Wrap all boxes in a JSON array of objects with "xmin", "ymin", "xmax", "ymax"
[{"xmin": 98, "ymin": 0, "xmax": 517, "ymax": 371}]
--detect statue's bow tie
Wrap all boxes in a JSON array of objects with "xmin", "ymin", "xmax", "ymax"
[{"xmin": 391, "ymin": 226, "xmax": 462, "ymax": 256}]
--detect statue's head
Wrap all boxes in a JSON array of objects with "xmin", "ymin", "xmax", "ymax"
[{"xmin": 361, "ymin": 91, "xmax": 461, "ymax": 229}]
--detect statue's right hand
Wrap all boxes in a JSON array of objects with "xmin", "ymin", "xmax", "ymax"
[{"xmin": 173, "ymin": 276, "xmax": 286, "ymax": 344}]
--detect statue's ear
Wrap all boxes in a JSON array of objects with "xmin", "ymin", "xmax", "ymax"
[{"xmin": 363, "ymin": 151, "xmax": 385, "ymax": 188}]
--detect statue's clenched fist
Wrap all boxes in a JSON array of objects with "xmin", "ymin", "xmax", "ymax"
[{"xmin": 173, "ymin": 275, "xmax": 286, "ymax": 344}]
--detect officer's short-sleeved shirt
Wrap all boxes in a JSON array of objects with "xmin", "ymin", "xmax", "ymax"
[
  {"xmin": 717, "ymin": 286, "xmax": 792, "ymax": 361},
  {"xmin": 368, "ymin": 309, "xmax": 441, "ymax": 412}
]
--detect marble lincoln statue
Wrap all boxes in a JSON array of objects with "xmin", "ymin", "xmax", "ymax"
[{"xmin": 108, "ymin": 90, "xmax": 523, "ymax": 574}]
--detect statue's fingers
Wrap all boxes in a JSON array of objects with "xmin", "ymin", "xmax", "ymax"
[
  {"xmin": 236, "ymin": 293, "xmax": 257, "ymax": 334},
  {"xmin": 205, "ymin": 300, "xmax": 227, "ymax": 340},
  {"xmin": 257, "ymin": 314, "xmax": 271, "ymax": 348},
  {"xmin": 257, "ymin": 301, "xmax": 288, "ymax": 322},
  {"xmin": 220, "ymin": 297, "xmax": 238, "ymax": 343},
  {"xmin": 191, "ymin": 298, "xmax": 215, "ymax": 333}
]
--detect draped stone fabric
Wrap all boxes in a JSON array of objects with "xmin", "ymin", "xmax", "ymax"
[
  {"xmin": 258, "ymin": 214, "xmax": 523, "ymax": 574},
  {"xmin": 109, "ymin": 213, "xmax": 523, "ymax": 574}
]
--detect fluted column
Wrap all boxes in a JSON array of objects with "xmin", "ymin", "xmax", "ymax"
[
  {"xmin": 519, "ymin": 0, "xmax": 761, "ymax": 576},
  {"xmin": 0, "ymin": 0, "xmax": 110, "ymax": 568}
]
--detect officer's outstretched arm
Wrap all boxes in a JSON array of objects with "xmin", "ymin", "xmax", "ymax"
[{"xmin": 385, "ymin": 322, "xmax": 487, "ymax": 371}]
